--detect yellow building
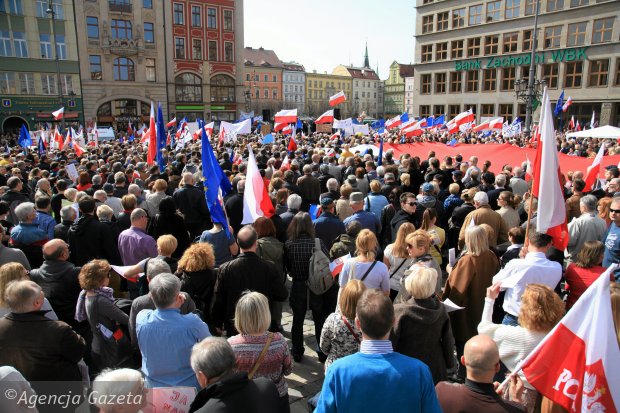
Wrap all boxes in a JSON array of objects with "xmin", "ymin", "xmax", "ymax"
[{"xmin": 305, "ymin": 71, "xmax": 352, "ymax": 118}]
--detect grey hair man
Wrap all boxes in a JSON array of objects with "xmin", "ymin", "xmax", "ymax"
[
  {"xmin": 459, "ymin": 191, "xmax": 508, "ymax": 249},
  {"xmin": 9, "ymin": 202, "xmax": 48, "ymax": 247},
  {"xmin": 54, "ymin": 205, "xmax": 77, "ymax": 242},
  {"xmin": 91, "ymin": 368, "xmax": 147, "ymax": 413},
  {"xmin": 136, "ymin": 273, "xmax": 210, "ymax": 390},
  {"xmin": 279, "ymin": 193, "xmax": 302, "ymax": 228},
  {"xmin": 567, "ymin": 194, "xmax": 608, "ymax": 258}
]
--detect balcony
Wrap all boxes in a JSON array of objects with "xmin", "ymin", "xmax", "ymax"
[
  {"xmin": 109, "ymin": 1, "xmax": 132, "ymax": 13},
  {"xmin": 102, "ymin": 37, "xmax": 143, "ymax": 57}
]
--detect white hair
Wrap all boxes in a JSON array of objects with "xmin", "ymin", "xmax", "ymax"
[{"xmin": 92, "ymin": 368, "xmax": 145, "ymax": 412}]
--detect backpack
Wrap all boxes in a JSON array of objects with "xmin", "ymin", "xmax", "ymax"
[{"xmin": 307, "ymin": 238, "xmax": 334, "ymax": 295}]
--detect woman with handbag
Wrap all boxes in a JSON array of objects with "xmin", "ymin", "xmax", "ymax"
[
  {"xmin": 75, "ymin": 259, "xmax": 131, "ymax": 377},
  {"xmin": 338, "ymin": 229, "xmax": 390, "ymax": 295},
  {"xmin": 228, "ymin": 292, "xmax": 292, "ymax": 413},
  {"xmin": 383, "ymin": 222, "xmax": 417, "ymax": 301}
]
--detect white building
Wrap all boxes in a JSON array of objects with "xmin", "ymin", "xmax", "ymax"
[
  {"xmin": 405, "ymin": 76, "xmax": 415, "ymax": 116},
  {"xmin": 282, "ymin": 62, "xmax": 305, "ymax": 114}
]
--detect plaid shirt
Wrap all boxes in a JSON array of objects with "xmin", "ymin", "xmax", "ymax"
[{"xmin": 284, "ymin": 234, "xmax": 329, "ymax": 281}]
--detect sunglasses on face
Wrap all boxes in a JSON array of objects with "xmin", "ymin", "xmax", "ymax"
[
  {"xmin": 407, "ymin": 202, "xmax": 416, "ymax": 207},
  {"xmin": 610, "ymin": 208, "xmax": 620, "ymax": 214}
]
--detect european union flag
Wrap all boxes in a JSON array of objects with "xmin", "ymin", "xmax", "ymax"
[
  {"xmin": 554, "ymin": 91, "xmax": 564, "ymax": 117},
  {"xmin": 37, "ymin": 136, "xmax": 46, "ymax": 157},
  {"xmin": 434, "ymin": 115, "xmax": 445, "ymax": 126},
  {"xmin": 400, "ymin": 112, "xmax": 409, "ymax": 123},
  {"xmin": 18, "ymin": 124, "xmax": 32, "ymax": 149},
  {"xmin": 377, "ymin": 137, "xmax": 384, "ymax": 166},
  {"xmin": 296, "ymin": 119, "xmax": 303, "ymax": 129},
  {"xmin": 371, "ymin": 118, "xmax": 385, "ymax": 129},
  {"xmin": 156, "ymin": 103, "xmax": 167, "ymax": 172},
  {"xmin": 262, "ymin": 133, "xmax": 274, "ymax": 144}
]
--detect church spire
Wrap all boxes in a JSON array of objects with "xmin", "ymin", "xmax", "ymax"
[{"xmin": 363, "ymin": 41, "xmax": 369, "ymax": 68}]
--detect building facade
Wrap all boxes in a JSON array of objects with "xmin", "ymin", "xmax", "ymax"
[
  {"xmin": 412, "ymin": 0, "xmax": 620, "ymax": 127},
  {"xmin": 405, "ymin": 76, "xmax": 415, "ymax": 115},
  {"xmin": 333, "ymin": 64, "xmax": 383, "ymax": 119},
  {"xmin": 242, "ymin": 46, "xmax": 283, "ymax": 120},
  {"xmin": 384, "ymin": 61, "xmax": 415, "ymax": 117},
  {"xmin": 0, "ymin": 0, "xmax": 83, "ymax": 132},
  {"xmin": 305, "ymin": 71, "xmax": 352, "ymax": 119},
  {"xmin": 283, "ymin": 61, "xmax": 305, "ymax": 115}
]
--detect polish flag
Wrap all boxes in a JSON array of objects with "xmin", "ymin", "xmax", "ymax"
[
  {"xmin": 62, "ymin": 128, "xmax": 72, "ymax": 150},
  {"xmin": 218, "ymin": 126, "xmax": 226, "ymax": 145},
  {"xmin": 562, "ymin": 96, "xmax": 573, "ymax": 112},
  {"xmin": 449, "ymin": 109, "xmax": 475, "ymax": 129},
  {"xmin": 330, "ymin": 130, "xmax": 341, "ymax": 141},
  {"xmin": 417, "ymin": 118, "xmax": 428, "ymax": 128},
  {"xmin": 146, "ymin": 102, "xmax": 157, "ymax": 165},
  {"xmin": 399, "ymin": 119, "xmax": 417, "ymax": 130},
  {"xmin": 576, "ymin": 120, "xmax": 581, "ymax": 131},
  {"xmin": 53, "ymin": 127, "xmax": 64, "ymax": 148},
  {"xmin": 52, "ymin": 107, "xmax": 64, "ymax": 120},
  {"xmin": 569, "ymin": 115, "xmax": 575, "ymax": 130},
  {"xmin": 280, "ymin": 155, "xmax": 290, "ymax": 171},
  {"xmin": 329, "ymin": 253, "xmax": 351, "ymax": 276},
  {"xmin": 584, "ymin": 143, "xmax": 605, "ymax": 192},
  {"xmin": 532, "ymin": 87, "xmax": 568, "ymax": 250},
  {"xmin": 524, "ymin": 155, "xmax": 533, "ymax": 181},
  {"xmin": 329, "ymin": 91, "xmax": 346, "ymax": 107},
  {"xmin": 193, "ymin": 122, "xmax": 214, "ymax": 140},
  {"xmin": 273, "ymin": 122, "xmax": 287, "ymax": 132},
  {"xmin": 282, "ymin": 125, "xmax": 294, "ymax": 136},
  {"xmin": 473, "ymin": 120, "xmax": 491, "ymax": 132},
  {"xmin": 489, "ymin": 117, "xmax": 504, "ymax": 129},
  {"xmin": 73, "ymin": 141, "xmax": 85, "ymax": 157},
  {"xmin": 385, "ymin": 114, "xmax": 402, "ymax": 130},
  {"xmin": 287, "ymin": 136, "xmax": 297, "ymax": 151},
  {"xmin": 274, "ymin": 109, "xmax": 298, "ymax": 124},
  {"xmin": 402, "ymin": 121, "xmax": 423, "ymax": 137},
  {"xmin": 514, "ymin": 268, "xmax": 620, "ymax": 413},
  {"xmin": 127, "ymin": 121, "xmax": 134, "ymax": 136},
  {"xmin": 590, "ymin": 110, "xmax": 596, "ymax": 129},
  {"xmin": 315, "ymin": 110, "xmax": 334, "ymax": 124},
  {"xmin": 446, "ymin": 120, "xmax": 459, "ymax": 134},
  {"xmin": 242, "ymin": 145, "xmax": 275, "ymax": 224},
  {"xmin": 89, "ymin": 123, "xmax": 98, "ymax": 147},
  {"xmin": 166, "ymin": 117, "xmax": 177, "ymax": 128}
]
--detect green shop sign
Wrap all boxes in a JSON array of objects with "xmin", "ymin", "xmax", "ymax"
[{"xmin": 455, "ymin": 47, "xmax": 588, "ymax": 71}]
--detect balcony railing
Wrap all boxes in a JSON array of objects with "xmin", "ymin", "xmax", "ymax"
[{"xmin": 109, "ymin": 1, "xmax": 132, "ymax": 13}]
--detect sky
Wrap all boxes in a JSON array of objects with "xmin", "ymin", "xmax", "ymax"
[{"xmin": 243, "ymin": 0, "xmax": 415, "ymax": 80}]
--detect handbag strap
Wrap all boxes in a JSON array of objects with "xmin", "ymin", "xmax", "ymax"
[
  {"xmin": 389, "ymin": 258, "xmax": 408, "ymax": 279},
  {"xmin": 248, "ymin": 332, "xmax": 274, "ymax": 379},
  {"xmin": 341, "ymin": 315, "xmax": 361, "ymax": 344},
  {"xmin": 358, "ymin": 260, "xmax": 378, "ymax": 282}
]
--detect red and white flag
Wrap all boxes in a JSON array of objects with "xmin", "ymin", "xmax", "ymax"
[
  {"xmin": 448, "ymin": 109, "xmax": 475, "ymax": 130},
  {"xmin": 146, "ymin": 102, "xmax": 157, "ymax": 165},
  {"xmin": 73, "ymin": 140, "xmax": 85, "ymax": 157},
  {"xmin": 274, "ymin": 109, "xmax": 297, "ymax": 124},
  {"xmin": 402, "ymin": 121, "xmax": 423, "ymax": 137},
  {"xmin": 515, "ymin": 267, "xmax": 620, "ymax": 413},
  {"xmin": 524, "ymin": 155, "xmax": 533, "ymax": 181},
  {"xmin": 584, "ymin": 143, "xmax": 605, "ymax": 192},
  {"xmin": 287, "ymin": 136, "xmax": 297, "ymax": 151},
  {"xmin": 489, "ymin": 117, "xmax": 504, "ymax": 130},
  {"xmin": 166, "ymin": 117, "xmax": 177, "ymax": 128},
  {"xmin": 569, "ymin": 115, "xmax": 575, "ymax": 130},
  {"xmin": 53, "ymin": 127, "xmax": 64, "ymax": 148},
  {"xmin": 532, "ymin": 87, "xmax": 568, "ymax": 250},
  {"xmin": 315, "ymin": 110, "xmax": 334, "ymax": 124},
  {"xmin": 242, "ymin": 145, "xmax": 275, "ymax": 224},
  {"xmin": 562, "ymin": 96, "xmax": 573, "ymax": 112},
  {"xmin": 446, "ymin": 119, "xmax": 459, "ymax": 134},
  {"xmin": 385, "ymin": 114, "xmax": 402, "ymax": 130},
  {"xmin": 329, "ymin": 253, "xmax": 350, "ymax": 276},
  {"xmin": 282, "ymin": 125, "xmax": 294, "ymax": 136},
  {"xmin": 280, "ymin": 155, "xmax": 290, "ymax": 171},
  {"xmin": 329, "ymin": 91, "xmax": 346, "ymax": 107},
  {"xmin": 273, "ymin": 122, "xmax": 287, "ymax": 132},
  {"xmin": 576, "ymin": 120, "xmax": 581, "ymax": 131},
  {"xmin": 52, "ymin": 107, "xmax": 64, "ymax": 120}
]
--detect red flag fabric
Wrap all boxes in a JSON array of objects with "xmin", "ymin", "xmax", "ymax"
[
  {"xmin": 146, "ymin": 102, "xmax": 157, "ymax": 165},
  {"xmin": 287, "ymin": 136, "xmax": 297, "ymax": 151},
  {"xmin": 73, "ymin": 141, "xmax": 85, "ymax": 157},
  {"xmin": 329, "ymin": 91, "xmax": 346, "ymax": 107},
  {"xmin": 584, "ymin": 144, "xmax": 605, "ymax": 192}
]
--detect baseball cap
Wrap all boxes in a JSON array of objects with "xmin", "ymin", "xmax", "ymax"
[
  {"xmin": 422, "ymin": 183, "xmax": 434, "ymax": 193},
  {"xmin": 320, "ymin": 197, "xmax": 334, "ymax": 207}
]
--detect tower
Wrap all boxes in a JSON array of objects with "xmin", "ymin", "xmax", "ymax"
[{"xmin": 363, "ymin": 42, "xmax": 370, "ymax": 68}]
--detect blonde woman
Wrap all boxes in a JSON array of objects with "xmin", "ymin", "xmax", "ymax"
[
  {"xmin": 398, "ymin": 230, "xmax": 442, "ymax": 301},
  {"xmin": 383, "ymin": 222, "xmax": 417, "ymax": 301},
  {"xmin": 420, "ymin": 208, "xmax": 445, "ymax": 267},
  {"xmin": 339, "ymin": 229, "xmax": 389, "ymax": 295},
  {"xmin": 228, "ymin": 292, "xmax": 292, "ymax": 413},
  {"xmin": 0, "ymin": 262, "xmax": 57, "ymax": 319}
]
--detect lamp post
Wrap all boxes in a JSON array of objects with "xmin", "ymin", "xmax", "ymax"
[{"xmin": 47, "ymin": 0, "xmax": 64, "ymax": 130}]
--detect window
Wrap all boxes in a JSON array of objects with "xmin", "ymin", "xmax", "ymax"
[
  {"xmin": 544, "ymin": 26, "xmax": 562, "ymax": 48},
  {"xmin": 192, "ymin": 39, "xmax": 202, "ymax": 60},
  {"xmin": 273, "ymin": 89, "xmax": 277, "ymax": 99},
  {"xmin": 111, "ymin": 20, "xmax": 132, "ymax": 40},
  {"xmin": 547, "ymin": 0, "xmax": 564, "ymax": 12},
  {"xmin": 437, "ymin": 12, "xmax": 449, "ymax": 31},
  {"xmin": 89, "ymin": 55, "xmax": 102, "ymax": 80},
  {"xmin": 501, "ymin": 67, "xmax": 516, "ymax": 91},
  {"xmin": 224, "ymin": 10, "xmax": 233, "ymax": 31},
  {"xmin": 0, "ymin": 31, "xmax": 11, "ymax": 57},
  {"xmin": 481, "ymin": 104, "xmax": 494, "ymax": 117},
  {"xmin": 564, "ymin": 62, "xmax": 583, "ymax": 88},
  {"xmin": 434, "ymin": 105, "xmax": 445, "ymax": 117},
  {"xmin": 18, "ymin": 73, "xmax": 34, "ymax": 94},
  {"xmin": 420, "ymin": 105, "xmax": 430, "ymax": 118},
  {"xmin": 175, "ymin": 73, "xmax": 202, "ymax": 102},
  {"xmin": 543, "ymin": 63, "xmax": 559, "ymax": 88},
  {"xmin": 173, "ymin": 3, "xmax": 184, "ymax": 25},
  {"xmin": 503, "ymin": 32, "xmax": 518, "ymax": 53},
  {"xmin": 421, "ymin": 74, "xmax": 431, "ymax": 94},
  {"xmin": 8, "ymin": 0, "xmax": 23, "ymax": 15},
  {"xmin": 435, "ymin": 73, "xmax": 446, "ymax": 94},
  {"xmin": 113, "ymin": 57, "xmax": 135, "ymax": 81},
  {"xmin": 39, "ymin": 34, "xmax": 52, "ymax": 59},
  {"xmin": 208, "ymin": 41, "xmax": 217, "ymax": 61},
  {"xmin": 570, "ymin": 0, "xmax": 588, "ymax": 5},
  {"xmin": 452, "ymin": 8, "xmax": 465, "ymax": 28},
  {"xmin": 451, "ymin": 40, "xmax": 463, "ymax": 59},
  {"xmin": 505, "ymin": 0, "xmax": 520, "ymax": 18},
  {"xmin": 467, "ymin": 38, "xmax": 480, "ymax": 57},
  {"xmin": 143, "ymin": 0, "xmax": 152, "ymax": 8},
  {"xmin": 175, "ymin": 38, "xmax": 185, "ymax": 59},
  {"xmin": 36, "ymin": 0, "xmax": 63, "ymax": 18},
  {"xmin": 13, "ymin": 32, "xmax": 27, "ymax": 58},
  {"xmin": 436, "ymin": 42, "xmax": 447, "ymax": 60},
  {"xmin": 207, "ymin": 8, "xmax": 216, "ymax": 29},
  {"xmin": 469, "ymin": 4, "xmax": 482, "ymax": 25},
  {"xmin": 264, "ymin": 74, "xmax": 268, "ymax": 82},
  {"xmin": 592, "ymin": 18, "xmax": 614, "ymax": 43},
  {"xmin": 421, "ymin": 45, "xmax": 433, "ymax": 62},
  {"xmin": 499, "ymin": 104, "xmax": 512, "ymax": 120},
  {"xmin": 273, "ymin": 75, "xmax": 277, "ymax": 82},
  {"xmin": 567, "ymin": 22, "xmax": 587, "ymax": 46},
  {"xmin": 146, "ymin": 58, "xmax": 156, "ymax": 82},
  {"xmin": 55, "ymin": 34, "xmax": 66, "ymax": 59},
  {"xmin": 0, "ymin": 72, "xmax": 15, "ymax": 94},
  {"xmin": 263, "ymin": 89, "xmax": 268, "ymax": 99},
  {"xmin": 192, "ymin": 6, "xmax": 201, "ymax": 27},
  {"xmin": 449, "ymin": 105, "xmax": 461, "ymax": 118},
  {"xmin": 422, "ymin": 15, "xmax": 434, "ymax": 34},
  {"xmin": 483, "ymin": 69, "xmax": 497, "ymax": 91},
  {"xmin": 41, "ymin": 74, "xmax": 57, "ymax": 95},
  {"xmin": 486, "ymin": 1, "xmax": 501, "ymax": 22},
  {"xmin": 523, "ymin": 30, "xmax": 534, "ymax": 51},
  {"xmin": 521, "ymin": 66, "xmax": 531, "ymax": 85},
  {"xmin": 525, "ymin": 0, "xmax": 538, "ymax": 15},
  {"xmin": 211, "ymin": 74, "xmax": 235, "ymax": 102},
  {"xmin": 144, "ymin": 23, "xmax": 154, "ymax": 43},
  {"xmin": 61, "ymin": 75, "xmax": 72, "ymax": 95},
  {"xmin": 450, "ymin": 72, "xmax": 462, "ymax": 93},
  {"xmin": 87, "ymin": 17, "xmax": 99, "ymax": 39},
  {"xmin": 224, "ymin": 42, "xmax": 233, "ymax": 62},
  {"xmin": 616, "ymin": 60, "xmax": 620, "ymax": 86},
  {"xmin": 589, "ymin": 59, "xmax": 608, "ymax": 87},
  {"xmin": 485, "ymin": 35, "xmax": 499, "ymax": 55}
]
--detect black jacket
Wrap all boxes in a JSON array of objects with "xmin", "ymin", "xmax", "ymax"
[
  {"xmin": 30, "ymin": 260, "xmax": 82, "ymax": 327},
  {"xmin": 149, "ymin": 213, "xmax": 191, "ymax": 259},
  {"xmin": 390, "ymin": 210, "xmax": 416, "ymax": 242},
  {"xmin": 53, "ymin": 220, "xmax": 73, "ymax": 242},
  {"xmin": 0, "ymin": 190, "xmax": 29, "ymax": 225},
  {"xmin": 68, "ymin": 214, "xmax": 122, "ymax": 266},
  {"xmin": 189, "ymin": 373, "xmax": 280, "ymax": 413},
  {"xmin": 173, "ymin": 184, "xmax": 211, "ymax": 225},
  {"xmin": 224, "ymin": 193, "xmax": 244, "ymax": 235}
]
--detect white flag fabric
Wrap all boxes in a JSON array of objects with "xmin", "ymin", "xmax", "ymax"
[
  {"xmin": 353, "ymin": 124, "xmax": 369, "ymax": 135},
  {"xmin": 242, "ymin": 145, "xmax": 266, "ymax": 224}
]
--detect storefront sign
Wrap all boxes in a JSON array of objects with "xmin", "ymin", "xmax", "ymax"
[{"xmin": 455, "ymin": 47, "xmax": 588, "ymax": 71}]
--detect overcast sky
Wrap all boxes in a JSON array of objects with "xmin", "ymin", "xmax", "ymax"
[{"xmin": 243, "ymin": 0, "xmax": 415, "ymax": 80}]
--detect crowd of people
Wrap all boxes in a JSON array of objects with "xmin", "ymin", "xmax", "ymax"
[{"xmin": 0, "ymin": 126, "xmax": 619, "ymax": 413}]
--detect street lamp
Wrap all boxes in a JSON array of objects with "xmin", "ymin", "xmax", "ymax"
[{"xmin": 47, "ymin": 0, "xmax": 64, "ymax": 130}]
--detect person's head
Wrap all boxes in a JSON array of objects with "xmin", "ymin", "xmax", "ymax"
[
  {"xmin": 234, "ymin": 291, "xmax": 271, "ymax": 335},
  {"xmin": 464, "ymin": 226, "xmax": 489, "ymax": 256},
  {"xmin": 0, "ymin": 262, "xmax": 29, "ymax": 307},
  {"xmin": 345, "ymin": 220, "xmax": 362, "ymax": 238},
  {"xmin": 42, "ymin": 239, "xmax": 70, "ymax": 261},
  {"xmin": 404, "ymin": 266, "xmax": 438, "ymax": 300},
  {"xmin": 326, "ymin": 178, "xmax": 339, "ymax": 193},
  {"xmin": 448, "ymin": 183, "xmax": 460, "ymax": 195},
  {"xmin": 473, "ymin": 191, "xmax": 489, "ymax": 208},
  {"xmin": 37, "ymin": 178, "xmax": 51, "ymax": 192},
  {"xmin": 528, "ymin": 232, "xmax": 553, "ymax": 252},
  {"xmin": 156, "ymin": 234, "xmax": 178, "ymax": 257},
  {"xmin": 14, "ymin": 202, "xmax": 36, "ymax": 223},
  {"xmin": 508, "ymin": 226, "xmax": 525, "ymax": 245},
  {"xmin": 355, "ymin": 229, "xmax": 378, "ymax": 260},
  {"xmin": 405, "ymin": 230, "xmax": 432, "ymax": 258},
  {"xmin": 144, "ymin": 259, "xmax": 171, "ymax": 281},
  {"xmin": 573, "ymin": 240, "xmax": 605, "ymax": 268},
  {"xmin": 340, "ymin": 183, "xmax": 353, "ymax": 199},
  {"xmin": 320, "ymin": 196, "xmax": 335, "ymax": 213},
  {"xmin": 157, "ymin": 196, "xmax": 177, "ymax": 216},
  {"xmin": 572, "ymin": 179, "xmax": 586, "ymax": 193},
  {"xmin": 339, "ymin": 280, "xmax": 367, "ymax": 320},
  {"xmin": 355, "ymin": 289, "xmax": 394, "ymax": 340},
  {"xmin": 7, "ymin": 176, "xmax": 22, "ymax": 191},
  {"xmin": 286, "ymin": 193, "xmax": 302, "ymax": 211},
  {"xmin": 579, "ymin": 194, "xmax": 598, "ymax": 214},
  {"xmin": 254, "ymin": 216, "xmax": 276, "ymax": 238},
  {"xmin": 152, "ymin": 179, "xmax": 168, "ymax": 193},
  {"xmin": 78, "ymin": 171, "xmax": 90, "ymax": 187},
  {"xmin": 349, "ymin": 192, "xmax": 364, "ymax": 211},
  {"xmin": 78, "ymin": 195, "xmax": 97, "ymax": 215},
  {"xmin": 462, "ymin": 335, "xmax": 500, "ymax": 383},
  {"xmin": 92, "ymin": 368, "xmax": 146, "ymax": 413},
  {"xmin": 191, "ymin": 337, "xmax": 237, "ymax": 388},
  {"xmin": 369, "ymin": 180, "xmax": 382, "ymax": 194},
  {"xmin": 149, "ymin": 273, "xmax": 183, "ymax": 309},
  {"xmin": 237, "ymin": 225, "xmax": 258, "ymax": 251},
  {"xmin": 97, "ymin": 204, "xmax": 114, "ymax": 221},
  {"xmin": 121, "ymin": 194, "xmax": 137, "ymax": 211},
  {"xmin": 287, "ymin": 212, "xmax": 314, "ymax": 241},
  {"xmin": 3, "ymin": 280, "xmax": 45, "ymax": 313},
  {"xmin": 420, "ymin": 208, "xmax": 437, "ymax": 231},
  {"xmin": 178, "ymin": 242, "xmax": 215, "ymax": 272},
  {"xmin": 392, "ymin": 222, "xmax": 416, "ymax": 259},
  {"xmin": 60, "ymin": 205, "xmax": 77, "ymax": 223},
  {"xmin": 519, "ymin": 284, "xmax": 565, "ymax": 333},
  {"xmin": 399, "ymin": 192, "xmax": 417, "ymax": 215},
  {"xmin": 498, "ymin": 191, "xmax": 516, "ymax": 209},
  {"xmin": 129, "ymin": 208, "xmax": 148, "ymax": 230},
  {"xmin": 79, "ymin": 259, "xmax": 111, "ymax": 291},
  {"xmin": 611, "ymin": 196, "xmax": 620, "ymax": 225},
  {"xmin": 182, "ymin": 172, "xmax": 195, "ymax": 186}
]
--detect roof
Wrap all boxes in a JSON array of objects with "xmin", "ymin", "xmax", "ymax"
[
  {"xmin": 243, "ymin": 47, "xmax": 283, "ymax": 68},
  {"xmin": 283, "ymin": 62, "xmax": 305, "ymax": 72},
  {"xmin": 343, "ymin": 66, "xmax": 380, "ymax": 80},
  {"xmin": 399, "ymin": 64, "xmax": 415, "ymax": 78}
]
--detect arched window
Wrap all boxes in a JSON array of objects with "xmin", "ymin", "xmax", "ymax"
[
  {"xmin": 210, "ymin": 74, "xmax": 235, "ymax": 102},
  {"xmin": 113, "ymin": 57, "xmax": 135, "ymax": 81},
  {"xmin": 175, "ymin": 73, "xmax": 202, "ymax": 102}
]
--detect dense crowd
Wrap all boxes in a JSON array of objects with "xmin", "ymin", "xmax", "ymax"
[{"xmin": 0, "ymin": 127, "xmax": 619, "ymax": 413}]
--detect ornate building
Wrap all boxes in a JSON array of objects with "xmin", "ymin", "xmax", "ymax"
[
  {"xmin": 242, "ymin": 46, "xmax": 283, "ymax": 120},
  {"xmin": 384, "ymin": 61, "xmax": 414, "ymax": 117}
]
